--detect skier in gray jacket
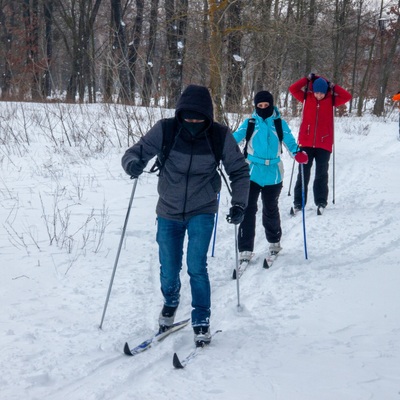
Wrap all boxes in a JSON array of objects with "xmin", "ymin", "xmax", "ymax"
[{"xmin": 122, "ymin": 84, "xmax": 249, "ymax": 347}]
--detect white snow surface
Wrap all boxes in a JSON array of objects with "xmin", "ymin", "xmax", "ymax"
[{"xmin": 1, "ymin": 102, "xmax": 400, "ymax": 400}]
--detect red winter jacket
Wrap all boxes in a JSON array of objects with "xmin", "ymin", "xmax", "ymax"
[{"xmin": 289, "ymin": 77, "xmax": 352, "ymax": 152}]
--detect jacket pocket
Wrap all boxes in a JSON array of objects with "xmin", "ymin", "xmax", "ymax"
[{"xmin": 321, "ymin": 134, "xmax": 329, "ymax": 142}]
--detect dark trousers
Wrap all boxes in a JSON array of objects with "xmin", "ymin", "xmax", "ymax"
[
  {"xmin": 238, "ymin": 181, "xmax": 283, "ymax": 252},
  {"xmin": 294, "ymin": 147, "xmax": 331, "ymax": 207}
]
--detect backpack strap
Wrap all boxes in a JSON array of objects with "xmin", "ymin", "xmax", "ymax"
[
  {"xmin": 209, "ymin": 123, "xmax": 227, "ymax": 166},
  {"xmin": 273, "ymin": 118, "xmax": 283, "ymax": 154},
  {"xmin": 243, "ymin": 118, "xmax": 255, "ymax": 158},
  {"xmin": 149, "ymin": 118, "xmax": 176, "ymax": 174}
]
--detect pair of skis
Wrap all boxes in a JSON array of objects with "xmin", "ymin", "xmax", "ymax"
[
  {"xmin": 173, "ymin": 330, "xmax": 222, "ymax": 368},
  {"xmin": 232, "ymin": 252, "xmax": 278, "ymax": 279},
  {"xmin": 290, "ymin": 206, "xmax": 325, "ymax": 216},
  {"xmin": 123, "ymin": 318, "xmax": 190, "ymax": 357},
  {"xmin": 123, "ymin": 318, "xmax": 219, "ymax": 369}
]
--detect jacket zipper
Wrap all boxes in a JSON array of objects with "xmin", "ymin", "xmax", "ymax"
[
  {"xmin": 183, "ymin": 138, "xmax": 194, "ymax": 218},
  {"xmin": 313, "ymin": 102, "xmax": 320, "ymax": 147}
]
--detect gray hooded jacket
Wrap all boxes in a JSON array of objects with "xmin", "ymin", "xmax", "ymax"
[{"xmin": 122, "ymin": 85, "xmax": 249, "ymax": 221}]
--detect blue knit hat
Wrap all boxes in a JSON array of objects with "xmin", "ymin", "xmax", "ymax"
[{"xmin": 313, "ymin": 78, "xmax": 328, "ymax": 94}]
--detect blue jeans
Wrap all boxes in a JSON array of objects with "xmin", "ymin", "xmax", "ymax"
[{"xmin": 156, "ymin": 214, "xmax": 215, "ymax": 327}]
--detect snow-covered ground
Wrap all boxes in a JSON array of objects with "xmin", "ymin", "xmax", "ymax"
[{"xmin": 1, "ymin": 101, "xmax": 399, "ymax": 400}]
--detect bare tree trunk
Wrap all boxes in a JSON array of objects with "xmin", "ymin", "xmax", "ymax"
[
  {"xmin": 165, "ymin": 0, "xmax": 188, "ymax": 108},
  {"xmin": 357, "ymin": 29, "xmax": 377, "ymax": 116},
  {"xmin": 373, "ymin": 0, "xmax": 400, "ymax": 116},
  {"xmin": 255, "ymin": 0, "xmax": 273, "ymax": 93},
  {"xmin": 111, "ymin": 0, "xmax": 130, "ymax": 103},
  {"xmin": 43, "ymin": 0, "xmax": 54, "ymax": 98},
  {"xmin": 0, "ymin": 3, "xmax": 14, "ymax": 99},
  {"xmin": 128, "ymin": 0, "xmax": 144, "ymax": 100},
  {"xmin": 305, "ymin": 0, "xmax": 316, "ymax": 73},
  {"xmin": 199, "ymin": 0, "xmax": 209, "ymax": 86},
  {"xmin": 61, "ymin": 0, "xmax": 102, "ymax": 103},
  {"xmin": 225, "ymin": 0, "xmax": 243, "ymax": 113},
  {"xmin": 141, "ymin": 0, "xmax": 159, "ymax": 106},
  {"xmin": 209, "ymin": 0, "xmax": 227, "ymax": 123},
  {"xmin": 332, "ymin": 0, "xmax": 352, "ymax": 84},
  {"xmin": 23, "ymin": 0, "xmax": 40, "ymax": 100},
  {"xmin": 349, "ymin": 0, "xmax": 364, "ymax": 113}
]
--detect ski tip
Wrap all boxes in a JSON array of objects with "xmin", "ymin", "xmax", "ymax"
[
  {"xmin": 263, "ymin": 259, "xmax": 270, "ymax": 269},
  {"xmin": 123, "ymin": 342, "xmax": 133, "ymax": 356},
  {"xmin": 232, "ymin": 269, "xmax": 237, "ymax": 280},
  {"xmin": 173, "ymin": 352, "xmax": 184, "ymax": 369}
]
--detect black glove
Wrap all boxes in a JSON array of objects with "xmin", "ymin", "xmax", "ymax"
[
  {"xmin": 307, "ymin": 73, "xmax": 316, "ymax": 82},
  {"xmin": 126, "ymin": 159, "xmax": 146, "ymax": 178},
  {"xmin": 226, "ymin": 205, "xmax": 245, "ymax": 225}
]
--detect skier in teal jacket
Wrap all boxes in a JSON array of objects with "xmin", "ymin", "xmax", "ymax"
[{"xmin": 233, "ymin": 90, "xmax": 308, "ymax": 264}]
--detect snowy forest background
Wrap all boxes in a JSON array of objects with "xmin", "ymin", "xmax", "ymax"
[
  {"xmin": 1, "ymin": 0, "xmax": 400, "ymax": 398},
  {"xmin": 1, "ymin": 99, "xmax": 399, "ymax": 399},
  {"xmin": 0, "ymin": 0, "xmax": 399, "ymax": 121}
]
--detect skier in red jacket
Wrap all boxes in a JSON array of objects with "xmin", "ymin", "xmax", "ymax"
[{"xmin": 289, "ymin": 74, "xmax": 352, "ymax": 215}]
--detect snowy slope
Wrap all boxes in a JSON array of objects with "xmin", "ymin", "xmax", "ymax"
[{"xmin": 1, "ymin": 102, "xmax": 399, "ymax": 400}]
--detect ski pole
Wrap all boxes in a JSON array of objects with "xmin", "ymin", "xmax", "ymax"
[
  {"xmin": 99, "ymin": 178, "xmax": 138, "ymax": 329},
  {"xmin": 211, "ymin": 192, "xmax": 220, "ymax": 257},
  {"xmin": 332, "ymin": 87, "xmax": 336, "ymax": 205},
  {"xmin": 234, "ymin": 224, "xmax": 241, "ymax": 309},
  {"xmin": 300, "ymin": 164, "xmax": 308, "ymax": 260},
  {"xmin": 332, "ymin": 144, "xmax": 335, "ymax": 204},
  {"xmin": 287, "ymin": 159, "xmax": 295, "ymax": 196}
]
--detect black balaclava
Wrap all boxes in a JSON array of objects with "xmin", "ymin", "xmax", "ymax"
[
  {"xmin": 254, "ymin": 91, "xmax": 274, "ymax": 120},
  {"xmin": 180, "ymin": 110, "xmax": 208, "ymax": 136},
  {"xmin": 175, "ymin": 85, "xmax": 213, "ymax": 136}
]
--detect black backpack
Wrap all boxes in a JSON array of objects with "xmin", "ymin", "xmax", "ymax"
[
  {"xmin": 150, "ymin": 118, "xmax": 226, "ymax": 174},
  {"xmin": 243, "ymin": 117, "xmax": 284, "ymax": 158}
]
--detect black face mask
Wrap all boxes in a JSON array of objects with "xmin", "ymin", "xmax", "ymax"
[
  {"xmin": 256, "ymin": 106, "xmax": 274, "ymax": 120},
  {"xmin": 182, "ymin": 120, "xmax": 208, "ymax": 136}
]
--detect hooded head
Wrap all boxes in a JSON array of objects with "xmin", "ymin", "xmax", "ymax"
[
  {"xmin": 313, "ymin": 78, "xmax": 328, "ymax": 94},
  {"xmin": 254, "ymin": 91, "xmax": 274, "ymax": 120},
  {"xmin": 175, "ymin": 85, "xmax": 213, "ymax": 136}
]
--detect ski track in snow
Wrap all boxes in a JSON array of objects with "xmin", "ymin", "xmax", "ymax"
[{"xmin": 1, "ymin": 106, "xmax": 399, "ymax": 400}]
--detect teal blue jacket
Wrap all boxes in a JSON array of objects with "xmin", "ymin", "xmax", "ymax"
[{"xmin": 233, "ymin": 107, "xmax": 299, "ymax": 186}]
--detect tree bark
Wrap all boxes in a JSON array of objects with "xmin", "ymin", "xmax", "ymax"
[
  {"xmin": 373, "ymin": 0, "xmax": 400, "ymax": 116},
  {"xmin": 43, "ymin": 0, "xmax": 54, "ymax": 98},
  {"xmin": 141, "ymin": 0, "xmax": 159, "ymax": 106},
  {"xmin": 208, "ymin": 0, "xmax": 226, "ymax": 123},
  {"xmin": 128, "ymin": 0, "xmax": 144, "ymax": 100},
  {"xmin": 0, "ymin": 2, "xmax": 14, "ymax": 99},
  {"xmin": 23, "ymin": 0, "xmax": 40, "ymax": 100},
  {"xmin": 165, "ymin": 0, "xmax": 188, "ymax": 108},
  {"xmin": 61, "ymin": 0, "xmax": 102, "ymax": 103},
  {"xmin": 111, "ymin": 0, "xmax": 130, "ymax": 103},
  {"xmin": 225, "ymin": 0, "xmax": 243, "ymax": 113}
]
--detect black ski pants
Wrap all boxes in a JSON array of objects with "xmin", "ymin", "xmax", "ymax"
[
  {"xmin": 294, "ymin": 147, "xmax": 331, "ymax": 208},
  {"xmin": 238, "ymin": 181, "xmax": 283, "ymax": 252}
]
